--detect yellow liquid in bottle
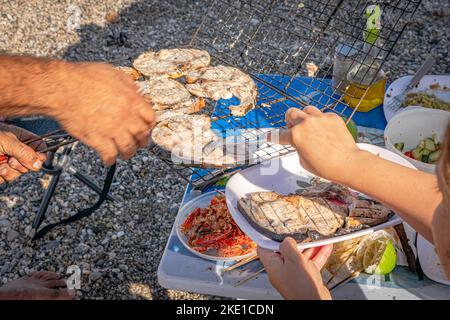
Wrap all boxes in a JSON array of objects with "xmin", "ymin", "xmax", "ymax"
[{"xmin": 344, "ymin": 76, "xmax": 386, "ymax": 112}]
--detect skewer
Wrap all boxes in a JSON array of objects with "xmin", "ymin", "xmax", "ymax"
[
  {"xmin": 223, "ymin": 253, "xmax": 258, "ymax": 273},
  {"xmin": 234, "ymin": 267, "xmax": 265, "ymax": 287}
]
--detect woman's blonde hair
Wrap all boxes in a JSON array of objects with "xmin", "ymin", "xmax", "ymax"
[{"xmin": 437, "ymin": 123, "xmax": 450, "ymax": 206}]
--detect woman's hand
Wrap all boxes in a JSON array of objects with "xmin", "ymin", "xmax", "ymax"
[
  {"xmin": 257, "ymin": 237, "xmax": 333, "ymax": 300},
  {"xmin": 277, "ymin": 106, "xmax": 364, "ymax": 185},
  {"xmin": 0, "ymin": 124, "xmax": 46, "ymax": 184}
]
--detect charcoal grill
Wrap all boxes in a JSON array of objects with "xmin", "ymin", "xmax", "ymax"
[{"xmin": 150, "ymin": 0, "xmax": 422, "ymax": 190}]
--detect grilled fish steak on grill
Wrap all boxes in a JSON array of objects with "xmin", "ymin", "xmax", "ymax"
[
  {"xmin": 133, "ymin": 48, "xmax": 211, "ymax": 79},
  {"xmin": 151, "ymin": 114, "xmax": 235, "ymax": 167},
  {"xmin": 138, "ymin": 78, "xmax": 191, "ymax": 105},
  {"xmin": 237, "ymin": 182, "xmax": 394, "ymax": 242},
  {"xmin": 137, "ymin": 78, "xmax": 205, "ymax": 122},
  {"xmin": 185, "ymin": 65, "xmax": 258, "ymax": 117}
]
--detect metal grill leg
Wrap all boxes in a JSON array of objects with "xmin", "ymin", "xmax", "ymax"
[
  {"xmin": 31, "ymin": 151, "xmax": 117, "ymax": 236},
  {"xmin": 31, "ymin": 152, "xmax": 61, "ymax": 231},
  {"xmin": 32, "ymin": 169, "xmax": 61, "ymax": 231},
  {"xmin": 68, "ymin": 166, "xmax": 118, "ymax": 202}
]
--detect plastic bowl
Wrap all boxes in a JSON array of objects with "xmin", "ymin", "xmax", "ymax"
[{"xmin": 384, "ymin": 108, "xmax": 450, "ymax": 173}]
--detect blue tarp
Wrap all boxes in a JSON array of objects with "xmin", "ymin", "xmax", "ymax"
[{"xmin": 212, "ymin": 75, "xmax": 387, "ymax": 132}]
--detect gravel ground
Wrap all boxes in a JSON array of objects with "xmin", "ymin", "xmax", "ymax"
[{"xmin": 0, "ymin": 0, "xmax": 449, "ymax": 300}]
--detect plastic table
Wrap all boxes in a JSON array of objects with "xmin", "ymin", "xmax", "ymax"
[{"xmin": 157, "ymin": 76, "xmax": 450, "ymax": 299}]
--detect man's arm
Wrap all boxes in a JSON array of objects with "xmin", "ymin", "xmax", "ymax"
[
  {"xmin": 281, "ymin": 106, "xmax": 441, "ymax": 243},
  {"xmin": 0, "ymin": 56, "xmax": 65, "ymax": 117},
  {"xmin": 0, "ymin": 55, "xmax": 156, "ymax": 164}
]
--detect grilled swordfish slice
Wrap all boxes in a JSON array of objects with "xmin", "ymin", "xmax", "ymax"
[
  {"xmin": 133, "ymin": 48, "xmax": 211, "ymax": 79},
  {"xmin": 136, "ymin": 78, "xmax": 205, "ymax": 122},
  {"xmin": 151, "ymin": 114, "xmax": 236, "ymax": 168},
  {"xmin": 300, "ymin": 180, "xmax": 355, "ymax": 204},
  {"xmin": 238, "ymin": 192, "xmax": 348, "ymax": 242},
  {"xmin": 238, "ymin": 182, "xmax": 394, "ymax": 242},
  {"xmin": 345, "ymin": 198, "xmax": 393, "ymax": 228},
  {"xmin": 185, "ymin": 65, "xmax": 258, "ymax": 117}
]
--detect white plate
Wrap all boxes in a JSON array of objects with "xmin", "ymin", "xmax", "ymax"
[
  {"xmin": 384, "ymin": 108, "xmax": 450, "ymax": 173},
  {"xmin": 175, "ymin": 191, "xmax": 256, "ymax": 262},
  {"xmin": 417, "ymin": 235, "xmax": 450, "ymax": 286},
  {"xmin": 225, "ymin": 143, "xmax": 417, "ymax": 251},
  {"xmin": 384, "ymin": 74, "xmax": 450, "ymax": 122}
]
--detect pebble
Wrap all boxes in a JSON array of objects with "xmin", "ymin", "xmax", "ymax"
[
  {"xmin": 44, "ymin": 240, "xmax": 60, "ymax": 251},
  {"xmin": 96, "ymin": 259, "xmax": 105, "ymax": 267},
  {"xmin": 24, "ymin": 225, "xmax": 33, "ymax": 237},
  {"xmin": 7, "ymin": 230, "xmax": 19, "ymax": 242},
  {"xmin": 0, "ymin": 219, "xmax": 11, "ymax": 230},
  {"xmin": 0, "ymin": 263, "xmax": 11, "ymax": 275},
  {"xmin": 90, "ymin": 272, "xmax": 103, "ymax": 282},
  {"xmin": 105, "ymin": 10, "xmax": 119, "ymax": 24},
  {"xmin": 116, "ymin": 231, "xmax": 125, "ymax": 238},
  {"xmin": 66, "ymin": 226, "xmax": 77, "ymax": 237}
]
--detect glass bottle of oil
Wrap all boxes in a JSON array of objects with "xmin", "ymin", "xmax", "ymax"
[{"xmin": 344, "ymin": 5, "xmax": 387, "ymax": 112}]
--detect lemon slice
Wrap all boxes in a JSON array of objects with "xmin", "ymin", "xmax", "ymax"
[{"xmin": 363, "ymin": 237, "xmax": 397, "ymax": 275}]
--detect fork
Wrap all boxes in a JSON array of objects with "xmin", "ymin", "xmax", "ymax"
[{"xmin": 385, "ymin": 56, "xmax": 435, "ymax": 114}]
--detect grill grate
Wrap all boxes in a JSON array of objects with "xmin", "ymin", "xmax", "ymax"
[{"xmin": 151, "ymin": 0, "xmax": 422, "ymax": 188}]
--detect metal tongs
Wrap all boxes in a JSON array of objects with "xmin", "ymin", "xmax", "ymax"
[{"xmin": 0, "ymin": 129, "xmax": 77, "ymax": 164}]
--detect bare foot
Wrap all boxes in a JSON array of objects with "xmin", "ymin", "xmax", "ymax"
[{"xmin": 0, "ymin": 271, "xmax": 75, "ymax": 300}]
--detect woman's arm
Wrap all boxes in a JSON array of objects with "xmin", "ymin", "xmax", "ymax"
[
  {"xmin": 279, "ymin": 106, "xmax": 441, "ymax": 243},
  {"xmin": 340, "ymin": 149, "xmax": 440, "ymax": 242}
]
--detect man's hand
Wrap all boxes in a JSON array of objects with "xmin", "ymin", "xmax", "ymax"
[
  {"xmin": 0, "ymin": 124, "xmax": 46, "ymax": 184},
  {"xmin": 51, "ymin": 62, "xmax": 156, "ymax": 165},
  {"xmin": 277, "ymin": 106, "xmax": 363, "ymax": 184},
  {"xmin": 0, "ymin": 56, "xmax": 156, "ymax": 165},
  {"xmin": 258, "ymin": 238, "xmax": 333, "ymax": 300}
]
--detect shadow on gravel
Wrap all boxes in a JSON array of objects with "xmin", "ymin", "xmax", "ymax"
[{"xmin": 63, "ymin": 0, "xmax": 207, "ymax": 66}]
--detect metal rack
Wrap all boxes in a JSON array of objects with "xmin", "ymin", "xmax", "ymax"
[{"xmin": 152, "ymin": 0, "xmax": 422, "ymax": 189}]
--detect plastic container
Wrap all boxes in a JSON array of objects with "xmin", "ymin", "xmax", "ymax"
[
  {"xmin": 332, "ymin": 44, "xmax": 359, "ymax": 93},
  {"xmin": 344, "ymin": 58, "xmax": 386, "ymax": 112},
  {"xmin": 384, "ymin": 108, "xmax": 450, "ymax": 173}
]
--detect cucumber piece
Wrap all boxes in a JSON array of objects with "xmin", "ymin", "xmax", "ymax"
[
  {"xmin": 394, "ymin": 142, "xmax": 405, "ymax": 152},
  {"xmin": 412, "ymin": 148, "xmax": 423, "ymax": 160},
  {"xmin": 421, "ymin": 154, "xmax": 430, "ymax": 163},
  {"xmin": 418, "ymin": 140, "xmax": 425, "ymax": 149},
  {"xmin": 432, "ymin": 133, "xmax": 439, "ymax": 145},
  {"xmin": 429, "ymin": 150, "xmax": 442, "ymax": 163},
  {"xmin": 424, "ymin": 138, "xmax": 436, "ymax": 151},
  {"xmin": 422, "ymin": 149, "xmax": 431, "ymax": 156}
]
